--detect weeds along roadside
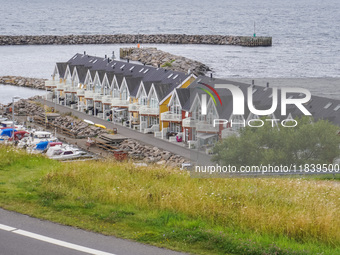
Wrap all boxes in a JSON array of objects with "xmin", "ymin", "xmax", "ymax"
[{"xmin": 0, "ymin": 145, "xmax": 339, "ymax": 255}]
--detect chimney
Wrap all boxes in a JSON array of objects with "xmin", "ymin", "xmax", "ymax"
[
  {"xmin": 252, "ymin": 80, "xmax": 255, "ymax": 86},
  {"xmin": 107, "ymin": 58, "xmax": 110, "ymax": 63},
  {"xmin": 266, "ymin": 82, "xmax": 269, "ymax": 88},
  {"xmin": 158, "ymin": 64, "xmax": 160, "ymax": 68},
  {"xmin": 84, "ymin": 51, "xmax": 86, "ymax": 55},
  {"xmin": 111, "ymin": 51, "xmax": 115, "ymax": 59},
  {"xmin": 210, "ymin": 73, "xmax": 213, "ymax": 80},
  {"xmin": 105, "ymin": 54, "xmax": 107, "ymax": 59},
  {"xmin": 127, "ymin": 59, "xmax": 129, "ymax": 63}
]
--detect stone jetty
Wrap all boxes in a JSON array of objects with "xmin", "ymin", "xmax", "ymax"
[
  {"xmin": 120, "ymin": 47, "xmax": 210, "ymax": 76},
  {"xmin": 0, "ymin": 76, "xmax": 46, "ymax": 90},
  {"xmin": 117, "ymin": 139, "xmax": 188, "ymax": 166},
  {"xmin": 0, "ymin": 34, "xmax": 272, "ymax": 47}
]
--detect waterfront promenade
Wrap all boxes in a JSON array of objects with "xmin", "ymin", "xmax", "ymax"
[{"xmin": 38, "ymin": 98, "xmax": 212, "ymax": 165}]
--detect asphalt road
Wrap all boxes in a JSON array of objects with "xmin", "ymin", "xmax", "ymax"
[
  {"xmin": 38, "ymin": 98, "xmax": 212, "ymax": 165},
  {"xmin": 0, "ymin": 208, "xmax": 188, "ymax": 255}
]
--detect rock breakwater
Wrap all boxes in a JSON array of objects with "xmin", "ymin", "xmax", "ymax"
[
  {"xmin": 120, "ymin": 47, "xmax": 210, "ymax": 76},
  {"xmin": 0, "ymin": 76, "xmax": 46, "ymax": 90},
  {"xmin": 117, "ymin": 139, "xmax": 188, "ymax": 166},
  {"xmin": 0, "ymin": 34, "xmax": 272, "ymax": 47}
]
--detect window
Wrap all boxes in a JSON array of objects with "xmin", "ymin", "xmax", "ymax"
[
  {"xmin": 334, "ymin": 104, "xmax": 340, "ymax": 111},
  {"xmin": 129, "ymin": 66, "xmax": 135, "ymax": 71},
  {"xmin": 139, "ymin": 96, "xmax": 147, "ymax": 105},
  {"xmin": 103, "ymin": 81, "xmax": 109, "ymax": 95},
  {"xmin": 138, "ymin": 90, "xmax": 147, "ymax": 105},
  {"xmin": 149, "ymin": 89, "xmax": 159, "ymax": 109},
  {"xmin": 113, "ymin": 88, "xmax": 119, "ymax": 98},
  {"xmin": 139, "ymin": 68, "xmax": 144, "ymax": 73},
  {"xmin": 252, "ymin": 89, "xmax": 258, "ymax": 94},
  {"xmin": 168, "ymin": 73, "xmax": 173, "ymax": 79},
  {"xmin": 121, "ymin": 87, "xmax": 128, "ymax": 100},
  {"xmin": 170, "ymin": 94, "xmax": 181, "ymax": 115},
  {"xmin": 93, "ymin": 59, "xmax": 97, "ymax": 64},
  {"xmin": 94, "ymin": 79, "xmax": 101, "ymax": 93},
  {"xmin": 143, "ymin": 69, "xmax": 149, "ymax": 74},
  {"xmin": 192, "ymin": 101, "xmax": 202, "ymax": 121},
  {"xmin": 206, "ymin": 105, "xmax": 218, "ymax": 124},
  {"xmin": 173, "ymin": 74, "xmax": 179, "ymax": 79},
  {"xmin": 120, "ymin": 64, "xmax": 125, "ymax": 69},
  {"xmin": 324, "ymin": 102, "xmax": 332, "ymax": 109}
]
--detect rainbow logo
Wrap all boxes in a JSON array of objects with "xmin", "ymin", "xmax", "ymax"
[{"xmin": 198, "ymin": 82, "xmax": 222, "ymax": 106}]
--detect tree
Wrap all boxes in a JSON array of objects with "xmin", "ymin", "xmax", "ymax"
[{"xmin": 212, "ymin": 117, "xmax": 340, "ymax": 168}]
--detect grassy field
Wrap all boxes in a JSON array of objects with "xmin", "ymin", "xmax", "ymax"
[{"xmin": 0, "ymin": 145, "xmax": 339, "ymax": 255}]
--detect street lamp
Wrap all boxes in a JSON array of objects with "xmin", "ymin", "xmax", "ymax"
[{"xmin": 11, "ymin": 96, "xmax": 21, "ymax": 141}]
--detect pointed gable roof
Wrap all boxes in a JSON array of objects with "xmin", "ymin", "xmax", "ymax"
[
  {"xmin": 125, "ymin": 77, "xmax": 143, "ymax": 97},
  {"xmin": 56, "ymin": 62, "xmax": 68, "ymax": 79},
  {"xmin": 75, "ymin": 65, "xmax": 88, "ymax": 84},
  {"xmin": 175, "ymin": 88, "xmax": 191, "ymax": 108},
  {"xmin": 154, "ymin": 83, "xmax": 172, "ymax": 102}
]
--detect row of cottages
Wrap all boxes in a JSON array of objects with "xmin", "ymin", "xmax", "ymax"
[
  {"xmin": 45, "ymin": 54, "xmax": 340, "ymax": 149},
  {"xmin": 165, "ymin": 76, "xmax": 340, "ymax": 149},
  {"xmin": 45, "ymin": 53, "xmax": 196, "ymax": 133}
]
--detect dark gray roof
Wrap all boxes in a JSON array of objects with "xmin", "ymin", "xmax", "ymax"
[
  {"xmin": 90, "ymin": 70, "xmax": 96, "ymax": 81},
  {"xmin": 56, "ymin": 62, "xmax": 68, "ymax": 78},
  {"xmin": 176, "ymin": 88, "xmax": 191, "ymax": 108},
  {"xmin": 154, "ymin": 83, "xmax": 172, "ymax": 101},
  {"xmin": 125, "ymin": 77, "xmax": 142, "ymax": 97},
  {"xmin": 63, "ymin": 53, "xmax": 191, "ymax": 100},
  {"xmin": 73, "ymin": 65, "xmax": 88, "ymax": 84},
  {"xmin": 142, "ymin": 81, "xmax": 154, "ymax": 94},
  {"xmin": 114, "ymin": 74, "xmax": 124, "ymax": 88},
  {"xmin": 106, "ymin": 71, "xmax": 115, "ymax": 85},
  {"xmin": 97, "ymin": 70, "xmax": 106, "ymax": 83}
]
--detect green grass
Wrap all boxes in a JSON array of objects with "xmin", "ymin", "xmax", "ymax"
[
  {"xmin": 161, "ymin": 59, "xmax": 176, "ymax": 68},
  {"xmin": 0, "ymin": 145, "xmax": 339, "ymax": 255}
]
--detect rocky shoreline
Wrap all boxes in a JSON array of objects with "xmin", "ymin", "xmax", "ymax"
[
  {"xmin": 0, "ymin": 76, "xmax": 46, "ymax": 90},
  {"xmin": 117, "ymin": 139, "xmax": 188, "ymax": 166},
  {"xmin": 6, "ymin": 98, "xmax": 189, "ymax": 166},
  {"xmin": 0, "ymin": 34, "xmax": 272, "ymax": 47},
  {"xmin": 120, "ymin": 47, "xmax": 210, "ymax": 76}
]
